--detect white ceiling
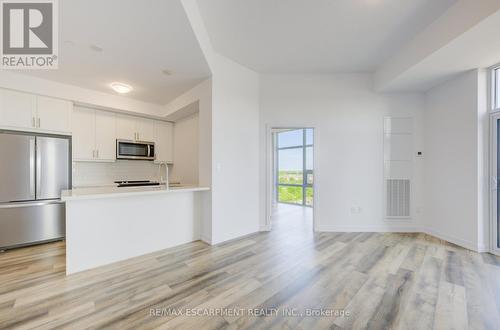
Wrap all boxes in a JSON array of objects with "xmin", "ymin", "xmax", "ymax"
[
  {"xmin": 21, "ymin": 0, "xmax": 211, "ymax": 105},
  {"xmin": 196, "ymin": 0, "xmax": 457, "ymax": 73}
]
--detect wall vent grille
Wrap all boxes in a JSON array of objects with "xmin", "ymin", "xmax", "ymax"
[{"xmin": 386, "ymin": 179, "xmax": 410, "ymax": 218}]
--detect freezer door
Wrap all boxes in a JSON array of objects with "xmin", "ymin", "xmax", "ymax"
[
  {"xmin": 36, "ymin": 136, "xmax": 70, "ymax": 200},
  {"xmin": 0, "ymin": 133, "xmax": 35, "ymax": 203},
  {"xmin": 0, "ymin": 200, "xmax": 65, "ymax": 249}
]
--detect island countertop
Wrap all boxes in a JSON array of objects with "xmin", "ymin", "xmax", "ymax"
[
  {"xmin": 61, "ymin": 185, "xmax": 210, "ymax": 201},
  {"xmin": 64, "ymin": 183, "xmax": 210, "ymax": 274}
]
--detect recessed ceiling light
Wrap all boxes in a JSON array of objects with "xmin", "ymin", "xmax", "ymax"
[
  {"xmin": 110, "ymin": 82, "xmax": 132, "ymax": 94},
  {"xmin": 162, "ymin": 69, "xmax": 173, "ymax": 76}
]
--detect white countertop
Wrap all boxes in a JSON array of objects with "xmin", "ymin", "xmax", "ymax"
[{"xmin": 62, "ymin": 184, "xmax": 210, "ymax": 201}]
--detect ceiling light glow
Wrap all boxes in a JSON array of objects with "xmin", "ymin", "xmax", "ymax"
[{"xmin": 110, "ymin": 82, "xmax": 132, "ymax": 94}]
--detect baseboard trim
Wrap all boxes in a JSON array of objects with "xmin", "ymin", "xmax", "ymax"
[
  {"xmin": 477, "ymin": 244, "xmax": 489, "ymax": 253},
  {"xmin": 421, "ymin": 227, "xmax": 479, "ymax": 252},
  {"xmin": 313, "ymin": 225, "xmax": 482, "ymax": 252},
  {"xmin": 260, "ymin": 225, "xmax": 271, "ymax": 231},
  {"xmin": 200, "ymin": 235, "xmax": 212, "ymax": 245},
  {"xmin": 211, "ymin": 229, "xmax": 260, "ymax": 246},
  {"xmin": 315, "ymin": 225, "xmax": 420, "ymax": 233}
]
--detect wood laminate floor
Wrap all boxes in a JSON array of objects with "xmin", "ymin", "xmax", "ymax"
[{"xmin": 0, "ymin": 204, "xmax": 499, "ymax": 329}]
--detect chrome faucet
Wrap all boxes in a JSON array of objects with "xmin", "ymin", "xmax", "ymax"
[{"xmin": 157, "ymin": 162, "xmax": 169, "ymax": 189}]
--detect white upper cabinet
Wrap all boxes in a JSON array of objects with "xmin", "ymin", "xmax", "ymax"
[
  {"xmin": 94, "ymin": 110, "xmax": 116, "ymax": 161},
  {"xmin": 154, "ymin": 121, "xmax": 173, "ymax": 163},
  {"xmin": 116, "ymin": 114, "xmax": 136, "ymax": 141},
  {"xmin": 0, "ymin": 89, "xmax": 36, "ymax": 130},
  {"xmin": 72, "ymin": 107, "xmax": 95, "ymax": 161},
  {"xmin": 0, "ymin": 89, "xmax": 72, "ymax": 134},
  {"xmin": 37, "ymin": 96, "xmax": 72, "ymax": 134},
  {"xmin": 73, "ymin": 106, "xmax": 116, "ymax": 162},
  {"xmin": 136, "ymin": 117, "xmax": 155, "ymax": 142},
  {"xmin": 116, "ymin": 114, "xmax": 155, "ymax": 142}
]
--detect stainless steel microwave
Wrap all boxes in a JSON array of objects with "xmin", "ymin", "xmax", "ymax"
[{"xmin": 116, "ymin": 140, "xmax": 155, "ymax": 160}]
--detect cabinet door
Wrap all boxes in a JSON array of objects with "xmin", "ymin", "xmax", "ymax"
[
  {"xmin": 116, "ymin": 114, "xmax": 136, "ymax": 140},
  {"xmin": 0, "ymin": 89, "xmax": 36, "ymax": 130},
  {"xmin": 154, "ymin": 121, "xmax": 173, "ymax": 163},
  {"xmin": 36, "ymin": 96, "xmax": 72, "ymax": 134},
  {"xmin": 136, "ymin": 117, "xmax": 155, "ymax": 142},
  {"xmin": 72, "ymin": 107, "xmax": 95, "ymax": 161},
  {"xmin": 95, "ymin": 110, "xmax": 116, "ymax": 161}
]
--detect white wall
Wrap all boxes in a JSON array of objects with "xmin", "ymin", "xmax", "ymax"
[
  {"xmin": 163, "ymin": 79, "xmax": 213, "ymax": 243},
  {"xmin": 164, "ymin": 79, "xmax": 212, "ymax": 188},
  {"xmin": 164, "ymin": 60, "xmax": 260, "ymax": 246},
  {"xmin": 210, "ymin": 54, "xmax": 260, "ymax": 244},
  {"xmin": 423, "ymin": 69, "xmax": 488, "ymax": 252},
  {"xmin": 171, "ymin": 113, "xmax": 199, "ymax": 184},
  {"xmin": 180, "ymin": 0, "xmax": 261, "ymax": 244},
  {"xmin": 259, "ymin": 74, "xmax": 425, "ymax": 232}
]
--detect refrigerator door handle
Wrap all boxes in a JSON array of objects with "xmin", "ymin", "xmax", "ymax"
[
  {"xmin": 36, "ymin": 141, "xmax": 41, "ymax": 198},
  {"xmin": 29, "ymin": 138, "xmax": 35, "ymax": 198}
]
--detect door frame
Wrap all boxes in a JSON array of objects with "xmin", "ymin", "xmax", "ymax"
[
  {"xmin": 265, "ymin": 125, "xmax": 319, "ymax": 232},
  {"xmin": 489, "ymin": 111, "xmax": 500, "ymax": 255}
]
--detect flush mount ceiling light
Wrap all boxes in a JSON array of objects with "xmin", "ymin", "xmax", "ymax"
[{"xmin": 110, "ymin": 82, "xmax": 132, "ymax": 94}]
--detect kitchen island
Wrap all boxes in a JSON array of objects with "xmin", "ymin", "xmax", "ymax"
[{"xmin": 61, "ymin": 185, "xmax": 210, "ymax": 274}]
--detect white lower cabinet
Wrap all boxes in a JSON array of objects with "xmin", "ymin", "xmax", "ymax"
[
  {"xmin": 73, "ymin": 106, "xmax": 116, "ymax": 161},
  {"xmin": 154, "ymin": 121, "xmax": 173, "ymax": 163}
]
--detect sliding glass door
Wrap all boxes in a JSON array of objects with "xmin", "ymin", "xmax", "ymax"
[{"xmin": 276, "ymin": 128, "xmax": 314, "ymax": 207}]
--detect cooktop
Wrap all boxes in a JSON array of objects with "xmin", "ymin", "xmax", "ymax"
[{"xmin": 114, "ymin": 180, "xmax": 161, "ymax": 187}]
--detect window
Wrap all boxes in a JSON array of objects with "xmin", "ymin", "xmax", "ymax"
[
  {"xmin": 495, "ymin": 67, "xmax": 500, "ymax": 110},
  {"xmin": 276, "ymin": 128, "xmax": 314, "ymax": 206}
]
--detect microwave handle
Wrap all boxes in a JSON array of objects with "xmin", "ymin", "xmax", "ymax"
[{"xmin": 147, "ymin": 144, "xmax": 151, "ymax": 157}]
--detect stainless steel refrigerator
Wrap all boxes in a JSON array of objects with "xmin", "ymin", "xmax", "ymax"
[{"xmin": 0, "ymin": 131, "xmax": 71, "ymax": 249}]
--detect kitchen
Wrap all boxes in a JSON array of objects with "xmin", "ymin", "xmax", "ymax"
[{"xmin": 0, "ymin": 87, "xmax": 209, "ymax": 273}]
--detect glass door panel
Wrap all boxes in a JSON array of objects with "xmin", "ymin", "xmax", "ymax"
[{"xmin": 276, "ymin": 128, "xmax": 314, "ymax": 207}]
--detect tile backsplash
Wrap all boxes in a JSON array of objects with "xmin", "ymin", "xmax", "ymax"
[{"xmin": 72, "ymin": 161, "xmax": 170, "ymax": 187}]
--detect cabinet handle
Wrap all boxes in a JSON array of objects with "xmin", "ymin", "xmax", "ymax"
[
  {"xmin": 37, "ymin": 117, "xmax": 40, "ymax": 128},
  {"xmin": 32, "ymin": 117, "xmax": 36, "ymax": 127},
  {"xmin": 136, "ymin": 132, "xmax": 139, "ymax": 141},
  {"xmin": 92, "ymin": 150, "xmax": 95, "ymax": 158},
  {"xmin": 96, "ymin": 150, "xmax": 99, "ymax": 158}
]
